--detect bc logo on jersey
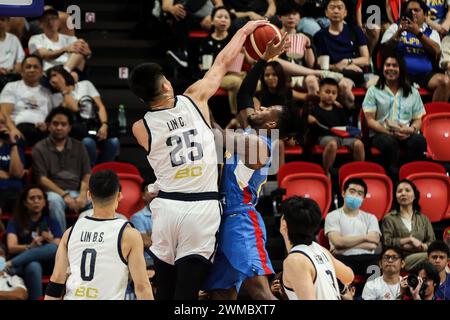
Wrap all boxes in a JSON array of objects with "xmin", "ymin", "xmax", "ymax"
[{"xmin": 74, "ymin": 286, "xmax": 99, "ymax": 299}]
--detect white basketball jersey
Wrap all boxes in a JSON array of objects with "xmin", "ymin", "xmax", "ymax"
[
  {"xmin": 284, "ymin": 242, "xmax": 341, "ymax": 300},
  {"xmin": 143, "ymin": 95, "xmax": 218, "ymax": 193},
  {"xmin": 65, "ymin": 217, "xmax": 130, "ymax": 300}
]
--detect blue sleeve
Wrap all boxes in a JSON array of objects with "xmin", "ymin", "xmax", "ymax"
[
  {"xmin": 313, "ymin": 30, "xmax": 327, "ymax": 56},
  {"xmin": 47, "ymin": 217, "xmax": 63, "ymax": 238},
  {"xmin": 354, "ymin": 25, "xmax": 367, "ymax": 46},
  {"xmin": 6, "ymin": 220, "xmax": 18, "ymax": 235},
  {"xmin": 130, "ymin": 213, "xmax": 146, "ymax": 233}
]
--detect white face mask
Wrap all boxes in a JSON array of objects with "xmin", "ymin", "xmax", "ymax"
[{"xmin": 0, "ymin": 256, "xmax": 6, "ymax": 272}]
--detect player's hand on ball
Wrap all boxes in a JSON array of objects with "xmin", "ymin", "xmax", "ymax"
[
  {"xmin": 262, "ymin": 33, "xmax": 289, "ymax": 61},
  {"xmin": 242, "ymin": 20, "xmax": 270, "ymax": 36}
]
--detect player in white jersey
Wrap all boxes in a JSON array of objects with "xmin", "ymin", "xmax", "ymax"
[
  {"xmin": 44, "ymin": 170, "xmax": 153, "ymax": 300},
  {"xmin": 279, "ymin": 196, "xmax": 354, "ymax": 300},
  {"xmin": 129, "ymin": 20, "xmax": 270, "ymax": 300}
]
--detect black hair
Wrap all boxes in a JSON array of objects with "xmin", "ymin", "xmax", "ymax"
[
  {"xmin": 89, "ymin": 170, "xmax": 121, "ymax": 204},
  {"xmin": 343, "ymin": 177, "xmax": 368, "ymax": 197},
  {"xmin": 46, "ymin": 65, "xmax": 75, "ymax": 86},
  {"xmin": 45, "ymin": 106, "xmax": 74, "ymax": 125},
  {"xmin": 325, "ymin": 0, "xmax": 346, "ymax": 9},
  {"xmin": 281, "ymin": 196, "xmax": 322, "ymax": 246},
  {"xmin": 394, "ymin": 179, "xmax": 421, "ymax": 213},
  {"xmin": 12, "ymin": 185, "xmax": 50, "ymax": 237},
  {"xmin": 129, "ymin": 63, "xmax": 164, "ymax": 104},
  {"xmin": 261, "ymin": 61, "xmax": 289, "ymax": 96},
  {"xmin": 405, "ymin": 0, "xmax": 429, "ymax": 14},
  {"xmin": 427, "ymin": 240, "xmax": 450, "ymax": 257},
  {"xmin": 380, "ymin": 246, "xmax": 404, "ymax": 260},
  {"xmin": 21, "ymin": 54, "xmax": 43, "ymax": 68},
  {"xmin": 376, "ymin": 51, "xmax": 412, "ymax": 97},
  {"xmin": 277, "ymin": 104, "xmax": 308, "ymax": 141},
  {"xmin": 277, "ymin": 0, "xmax": 303, "ymax": 16},
  {"xmin": 319, "ymin": 77, "xmax": 339, "ymax": 88},
  {"xmin": 211, "ymin": 6, "xmax": 232, "ymax": 21},
  {"xmin": 413, "ymin": 262, "xmax": 440, "ymax": 287}
]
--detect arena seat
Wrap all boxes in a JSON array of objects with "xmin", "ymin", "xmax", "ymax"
[
  {"xmin": 339, "ymin": 162, "xmax": 392, "ymax": 221},
  {"xmin": 407, "ymin": 173, "xmax": 450, "ymax": 223},
  {"xmin": 317, "ymin": 228, "xmax": 330, "ymax": 250},
  {"xmin": 92, "ymin": 161, "xmax": 141, "ymax": 176},
  {"xmin": 399, "ymin": 161, "xmax": 447, "ymax": 181},
  {"xmin": 278, "ymin": 162, "xmax": 331, "ymax": 218},
  {"xmin": 424, "ymin": 102, "xmax": 450, "ymax": 115},
  {"xmin": 422, "ymin": 112, "xmax": 450, "ymax": 161},
  {"xmin": 284, "ymin": 144, "xmax": 303, "ymax": 156},
  {"xmin": 115, "ymin": 173, "xmax": 145, "ymax": 219}
]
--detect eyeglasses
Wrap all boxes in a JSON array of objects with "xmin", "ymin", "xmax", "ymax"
[{"xmin": 382, "ymin": 255, "xmax": 401, "ymax": 261}]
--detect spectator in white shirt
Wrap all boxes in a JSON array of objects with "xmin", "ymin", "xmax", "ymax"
[
  {"xmin": 362, "ymin": 246, "xmax": 404, "ymax": 300},
  {"xmin": 28, "ymin": 8, "xmax": 91, "ymax": 72},
  {"xmin": 0, "ymin": 17, "xmax": 25, "ymax": 91},
  {"xmin": 0, "ymin": 55, "xmax": 54, "ymax": 146},
  {"xmin": 325, "ymin": 177, "xmax": 381, "ymax": 275}
]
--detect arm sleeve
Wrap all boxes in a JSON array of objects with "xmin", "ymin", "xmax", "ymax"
[
  {"xmin": 362, "ymin": 86, "xmax": 378, "ymax": 112},
  {"xmin": 14, "ymin": 36, "xmax": 25, "ymax": 64},
  {"xmin": 28, "ymin": 35, "xmax": 40, "ymax": 54},
  {"xmin": 236, "ymin": 59, "xmax": 267, "ymax": 112},
  {"xmin": 0, "ymin": 82, "xmax": 17, "ymax": 104},
  {"xmin": 85, "ymin": 81, "xmax": 100, "ymax": 98},
  {"xmin": 423, "ymin": 216, "xmax": 436, "ymax": 246},
  {"xmin": 48, "ymin": 217, "xmax": 63, "ymax": 238},
  {"xmin": 354, "ymin": 25, "xmax": 368, "ymax": 46},
  {"xmin": 5, "ymin": 220, "xmax": 17, "ymax": 235},
  {"xmin": 361, "ymin": 281, "xmax": 377, "ymax": 300},
  {"xmin": 381, "ymin": 24, "xmax": 398, "ymax": 44},
  {"xmin": 79, "ymin": 144, "xmax": 92, "ymax": 175},
  {"xmin": 381, "ymin": 215, "xmax": 401, "ymax": 248},
  {"xmin": 31, "ymin": 146, "xmax": 48, "ymax": 180},
  {"xmin": 411, "ymin": 89, "xmax": 425, "ymax": 120},
  {"xmin": 313, "ymin": 31, "xmax": 327, "ymax": 57},
  {"xmin": 324, "ymin": 211, "xmax": 341, "ymax": 235},
  {"xmin": 367, "ymin": 214, "xmax": 382, "ymax": 235}
]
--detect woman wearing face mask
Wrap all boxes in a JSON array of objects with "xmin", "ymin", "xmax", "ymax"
[
  {"xmin": 382, "ymin": 179, "xmax": 436, "ymax": 271},
  {"xmin": 325, "ymin": 177, "xmax": 381, "ymax": 275},
  {"xmin": 4, "ymin": 186, "xmax": 62, "ymax": 300}
]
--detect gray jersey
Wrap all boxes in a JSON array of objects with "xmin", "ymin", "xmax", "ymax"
[{"xmin": 65, "ymin": 217, "xmax": 129, "ymax": 300}]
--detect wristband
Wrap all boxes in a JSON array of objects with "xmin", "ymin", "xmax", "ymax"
[
  {"xmin": 61, "ymin": 191, "xmax": 70, "ymax": 198},
  {"xmin": 45, "ymin": 281, "xmax": 65, "ymax": 298}
]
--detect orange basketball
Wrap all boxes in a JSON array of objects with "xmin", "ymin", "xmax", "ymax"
[{"xmin": 244, "ymin": 23, "xmax": 283, "ymax": 60}]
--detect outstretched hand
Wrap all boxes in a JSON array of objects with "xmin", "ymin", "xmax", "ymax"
[
  {"xmin": 262, "ymin": 33, "xmax": 289, "ymax": 61},
  {"xmin": 242, "ymin": 19, "xmax": 270, "ymax": 36}
]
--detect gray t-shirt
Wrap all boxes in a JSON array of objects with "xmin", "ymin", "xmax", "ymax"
[{"xmin": 325, "ymin": 208, "xmax": 381, "ymax": 256}]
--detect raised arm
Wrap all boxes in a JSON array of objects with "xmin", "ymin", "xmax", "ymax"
[{"xmin": 184, "ymin": 20, "xmax": 270, "ymax": 119}]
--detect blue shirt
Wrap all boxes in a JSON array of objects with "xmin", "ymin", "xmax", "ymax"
[
  {"xmin": 220, "ymin": 133, "xmax": 271, "ymax": 214},
  {"xmin": 435, "ymin": 273, "xmax": 450, "ymax": 300},
  {"xmin": 397, "ymin": 26, "xmax": 435, "ymax": 75},
  {"xmin": 0, "ymin": 143, "xmax": 24, "ymax": 190},
  {"xmin": 6, "ymin": 215, "xmax": 63, "ymax": 244},
  {"xmin": 313, "ymin": 24, "xmax": 367, "ymax": 64},
  {"xmin": 130, "ymin": 207, "xmax": 152, "ymax": 263},
  {"xmin": 426, "ymin": 0, "xmax": 449, "ymax": 23}
]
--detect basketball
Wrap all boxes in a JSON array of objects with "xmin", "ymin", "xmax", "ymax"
[{"xmin": 244, "ymin": 23, "xmax": 283, "ymax": 60}]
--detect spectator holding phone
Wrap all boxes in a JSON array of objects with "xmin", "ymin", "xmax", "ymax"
[{"xmin": 5, "ymin": 185, "xmax": 62, "ymax": 300}]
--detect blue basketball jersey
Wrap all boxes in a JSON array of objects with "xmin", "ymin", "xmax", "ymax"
[
  {"xmin": 426, "ymin": 0, "xmax": 448, "ymax": 22},
  {"xmin": 398, "ymin": 25, "xmax": 434, "ymax": 75},
  {"xmin": 219, "ymin": 134, "xmax": 271, "ymax": 214}
]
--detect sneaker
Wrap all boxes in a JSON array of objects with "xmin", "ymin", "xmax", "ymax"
[{"xmin": 166, "ymin": 50, "xmax": 188, "ymax": 68}]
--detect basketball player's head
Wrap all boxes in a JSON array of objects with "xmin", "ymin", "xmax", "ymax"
[
  {"xmin": 129, "ymin": 63, "xmax": 173, "ymax": 106},
  {"xmin": 88, "ymin": 170, "xmax": 123, "ymax": 208},
  {"xmin": 279, "ymin": 196, "xmax": 322, "ymax": 246},
  {"xmin": 248, "ymin": 105, "xmax": 303, "ymax": 139}
]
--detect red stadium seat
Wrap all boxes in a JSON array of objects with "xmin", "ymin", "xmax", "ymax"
[
  {"xmin": 407, "ymin": 173, "xmax": 450, "ymax": 223},
  {"xmin": 311, "ymin": 145, "xmax": 351, "ymax": 155},
  {"xmin": 92, "ymin": 161, "xmax": 141, "ymax": 176},
  {"xmin": 317, "ymin": 228, "xmax": 330, "ymax": 250},
  {"xmin": 422, "ymin": 112, "xmax": 450, "ymax": 161},
  {"xmin": 188, "ymin": 30, "xmax": 208, "ymax": 39},
  {"xmin": 339, "ymin": 162, "xmax": 392, "ymax": 221},
  {"xmin": 278, "ymin": 162, "xmax": 331, "ymax": 218},
  {"xmin": 338, "ymin": 161, "xmax": 385, "ymax": 190},
  {"xmin": 399, "ymin": 161, "xmax": 447, "ymax": 181},
  {"xmin": 116, "ymin": 173, "xmax": 145, "ymax": 219},
  {"xmin": 424, "ymin": 102, "xmax": 450, "ymax": 115},
  {"xmin": 284, "ymin": 144, "xmax": 303, "ymax": 156}
]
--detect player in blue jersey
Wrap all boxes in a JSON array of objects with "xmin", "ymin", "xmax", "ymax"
[{"xmin": 204, "ymin": 36, "xmax": 304, "ymax": 300}]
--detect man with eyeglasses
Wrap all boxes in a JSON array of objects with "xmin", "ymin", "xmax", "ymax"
[
  {"xmin": 427, "ymin": 240, "xmax": 450, "ymax": 300},
  {"xmin": 325, "ymin": 177, "xmax": 381, "ymax": 275},
  {"xmin": 362, "ymin": 246, "xmax": 404, "ymax": 300}
]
